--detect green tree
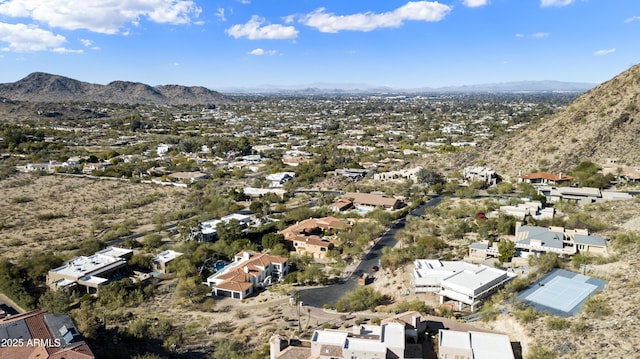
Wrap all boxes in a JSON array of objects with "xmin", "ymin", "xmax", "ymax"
[
  {"xmin": 38, "ymin": 289, "xmax": 72, "ymax": 314},
  {"xmin": 213, "ymin": 340, "xmax": 241, "ymax": 359},
  {"xmin": 143, "ymin": 233, "xmax": 163, "ymax": 249},
  {"xmin": 175, "ymin": 276, "xmax": 211, "ymax": 304},
  {"xmin": 216, "ymin": 219, "xmax": 244, "ymax": 243},
  {"xmin": 416, "ymin": 168, "xmax": 445, "ymax": 186},
  {"xmin": 496, "ymin": 182, "xmax": 514, "ymax": 195},
  {"xmin": 497, "ymin": 239, "xmax": 515, "ymax": 263},
  {"xmin": 72, "ymin": 301, "xmax": 100, "ymax": 339},
  {"xmin": 129, "ymin": 253, "xmax": 153, "ymax": 269},
  {"xmin": 335, "ymin": 286, "xmax": 386, "ymax": 312},
  {"xmin": 262, "ymin": 233, "xmax": 285, "ymax": 250}
]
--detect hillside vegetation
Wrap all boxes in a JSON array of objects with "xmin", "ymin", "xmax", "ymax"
[{"xmin": 471, "ymin": 64, "xmax": 640, "ymax": 176}]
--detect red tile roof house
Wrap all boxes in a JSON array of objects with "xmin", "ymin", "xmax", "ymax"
[
  {"xmin": 517, "ymin": 172, "xmax": 573, "ymax": 185},
  {"xmin": 278, "ymin": 217, "xmax": 352, "ymax": 259},
  {"xmin": 206, "ymin": 251, "xmax": 289, "ymax": 299},
  {"xmin": 0, "ymin": 310, "xmax": 95, "ymax": 359}
]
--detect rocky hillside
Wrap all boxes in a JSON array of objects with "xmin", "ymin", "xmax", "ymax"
[
  {"xmin": 0, "ymin": 72, "xmax": 232, "ymax": 105},
  {"xmin": 469, "ymin": 64, "xmax": 640, "ymax": 177}
]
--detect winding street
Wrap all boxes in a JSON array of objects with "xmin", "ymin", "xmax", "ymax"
[{"xmin": 297, "ymin": 195, "xmax": 444, "ymax": 308}]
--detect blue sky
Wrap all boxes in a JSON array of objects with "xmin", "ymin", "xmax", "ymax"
[{"xmin": 0, "ymin": 0, "xmax": 638, "ymax": 89}]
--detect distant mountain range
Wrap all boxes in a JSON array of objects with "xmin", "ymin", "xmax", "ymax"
[
  {"xmin": 220, "ymin": 80, "xmax": 597, "ymax": 94},
  {"xmin": 0, "ymin": 72, "xmax": 232, "ymax": 105}
]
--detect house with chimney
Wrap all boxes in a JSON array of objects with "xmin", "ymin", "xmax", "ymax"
[{"xmin": 206, "ymin": 251, "xmax": 289, "ymax": 299}]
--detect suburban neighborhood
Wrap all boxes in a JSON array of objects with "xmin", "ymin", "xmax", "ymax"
[{"xmin": 0, "ymin": 73, "xmax": 639, "ymax": 359}]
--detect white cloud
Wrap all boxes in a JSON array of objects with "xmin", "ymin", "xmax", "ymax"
[
  {"xmin": 237, "ymin": 0, "xmax": 250, "ymax": 4},
  {"xmin": 540, "ymin": 0, "xmax": 574, "ymax": 7},
  {"xmin": 532, "ymin": 32, "xmax": 550, "ymax": 39},
  {"xmin": 81, "ymin": 39, "xmax": 100, "ymax": 50},
  {"xmin": 594, "ymin": 48, "xmax": 615, "ymax": 56},
  {"xmin": 52, "ymin": 47, "xmax": 83, "ymax": 54},
  {"xmin": 0, "ymin": 22, "xmax": 71, "ymax": 52},
  {"xmin": 248, "ymin": 48, "xmax": 276, "ymax": 56},
  {"xmin": 216, "ymin": 8, "xmax": 226, "ymax": 22},
  {"xmin": 226, "ymin": 15, "xmax": 298, "ymax": 39},
  {"xmin": 0, "ymin": 0, "xmax": 202, "ymax": 34},
  {"xmin": 463, "ymin": 0, "xmax": 488, "ymax": 7},
  {"xmin": 516, "ymin": 32, "xmax": 550, "ymax": 39},
  {"xmin": 625, "ymin": 16, "xmax": 640, "ymax": 23},
  {"xmin": 299, "ymin": 1, "xmax": 452, "ymax": 33}
]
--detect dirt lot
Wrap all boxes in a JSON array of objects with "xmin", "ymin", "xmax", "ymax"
[{"xmin": 0, "ymin": 173, "xmax": 187, "ymax": 259}]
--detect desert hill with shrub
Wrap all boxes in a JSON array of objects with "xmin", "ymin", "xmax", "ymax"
[{"xmin": 465, "ymin": 64, "xmax": 640, "ymax": 176}]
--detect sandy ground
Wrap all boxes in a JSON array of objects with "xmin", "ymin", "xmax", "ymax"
[{"xmin": 0, "ymin": 173, "xmax": 186, "ymax": 260}]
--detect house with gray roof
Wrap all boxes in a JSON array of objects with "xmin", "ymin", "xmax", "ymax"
[{"xmin": 514, "ymin": 222, "xmax": 608, "ymax": 256}]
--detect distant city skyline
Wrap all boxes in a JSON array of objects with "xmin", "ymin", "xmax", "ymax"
[{"xmin": 0, "ymin": 0, "xmax": 638, "ymax": 90}]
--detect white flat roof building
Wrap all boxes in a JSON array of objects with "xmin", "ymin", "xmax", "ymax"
[
  {"xmin": 439, "ymin": 330, "xmax": 515, "ymax": 359},
  {"xmin": 310, "ymin": 322, "xmax": 407, "ymax": 359},
  {"xmin": 271, "ymin": 311, "xmax": 427, "ymax": 359},
  {"xmin": 413, "ymin": 260, "xmax": 515, "ymax": 311},
  {"xmin": 151, "ymin": 250, "xmax": 183, "ymax": 274},
  {"xmin": 200, "ymin": 213, "xmax": 252, "ymax": 240},
  {"xmin": 153, "ymin": 250, "xmax": 183, "ymax": 264},
  {"xmin": 47, "ymin": 247, "xmax": 131, "ymax": 294},
  {"xmin": 96, "ymin": 247, "xmax": 133, "ymax": 259}
]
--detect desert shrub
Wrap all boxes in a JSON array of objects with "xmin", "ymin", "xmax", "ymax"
[
  {"xmin": 437, "ymin": 305, "xmax": 453, "ymax": 318},
  {"xmin": 526, "ymin": 345, "xmax": 557, "ymax": 359},
  {"xmin": 35, "ymin": 212, "xmax": 66, "ymax": 221},
  {"xmin": 582, "ymin": 295, "xmax": 612, "ymax": 318},
  {"xmin": 572, "ymin": 320, "xmax": 590, "ymax": 334},
  {"xmin": 529, "ymin": 252, "xmax": 559, "ymax": 274},
  {"xmin": 388, "ymin": 299, "xmax": 433, "ymax": 315},
  {"xmin": 514, "ymin": 306, "xmax": 538, "ymax": 323},
  {"xmin": 546, "ymin": 316, "xmax": 570, "ymax": 330},
  {"xmin": 480, "ymin": 301, "xmax": 499, "ymax": 322},
  {"xmin": 504, "ymin": 276, "xmax": 530, "ymax": 294},
  {"xmin": 612, "ymin": 231, "xmax": 640, "ymax": 250},
  {"xmin": 10, "ymin": 196, "xmax": 32, "ymax": 203},
  {"xmin": 335, "ymin": 286, "xmax": 386, "ymax": 312}
]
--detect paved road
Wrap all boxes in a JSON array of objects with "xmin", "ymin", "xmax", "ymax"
[{"xmin": 297, "ymin": 195, "xmax": 444, "ymax": 307}]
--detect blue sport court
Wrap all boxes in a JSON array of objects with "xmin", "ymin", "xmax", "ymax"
[{"xmin": 517, "ymin": 268, "xmax": 607, "ymax": 317}]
